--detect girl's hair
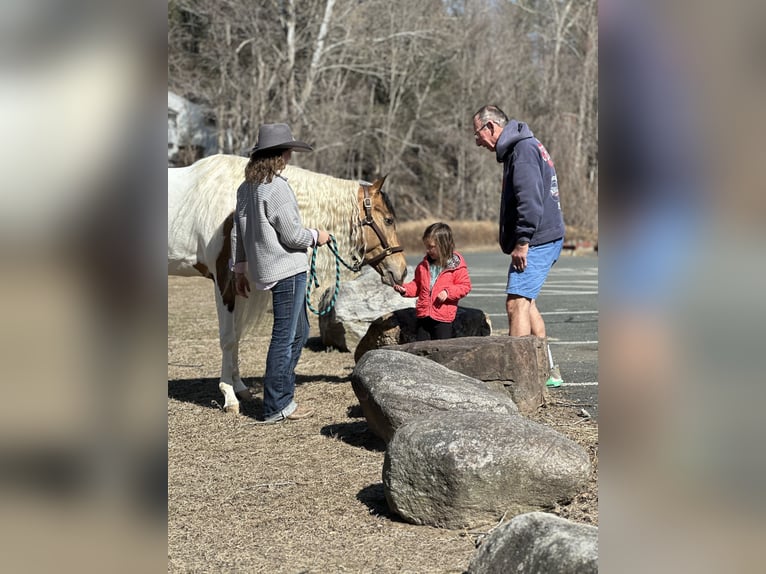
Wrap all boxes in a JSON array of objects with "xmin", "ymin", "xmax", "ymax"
[
  {"xmin": 244, "ymin": 149, "xmax": 286, "ymax": 184},
  {"xmin": 423, "ymin": 222, "xmax": 455, "ymax": 267}
]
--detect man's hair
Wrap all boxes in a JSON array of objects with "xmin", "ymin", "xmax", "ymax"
[
  {"xmin": 473, "ymin": 105, "xmax": 509, "ymax": 127},
  {"xmin": 423, "ymin": 222, "xmax": 455, "ymax": 267}
]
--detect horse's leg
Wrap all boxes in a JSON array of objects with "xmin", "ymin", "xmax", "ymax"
[
  {"xmin": 218, "ymin": 381, "xmax": 239, "ymax": 416},
  {"xmin": 213, "ymin": 286, "xmax": 243, "ymax": 415},
  {"xmin": 230, "ymin": 294, "xmax": 253, "ymax": 397}
]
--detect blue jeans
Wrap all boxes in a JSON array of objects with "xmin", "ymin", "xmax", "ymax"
[{"xmin": 263, "ymin": 272, "xmax": 309, "ymax": 418}]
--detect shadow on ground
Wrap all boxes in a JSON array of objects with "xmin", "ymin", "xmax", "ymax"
[
  {"xmin": 167, "ymin": 377, "xmax": 264, "ymax": 419},
  {"xmin": 296, "ymin": 374, "xmax": 349, "ymax": 384},
  {"xmin": 306, "ymin": 336, "xmax": 344, "ymax": 352},
  {"xmin": 356, "ymin": 483, "xmax": 404, "ymax": 522},
  {"xmin": 320, "ymin": 420, "xmax": 386, "ymax": 452},
  {"xmin": 346, "ymin": 404, "xmax": 364, "ymax": 418}
]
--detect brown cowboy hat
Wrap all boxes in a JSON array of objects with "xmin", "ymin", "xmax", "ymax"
[{"xmin": 250, "ymin": 123, "xmax": 313, "ymax": 154}]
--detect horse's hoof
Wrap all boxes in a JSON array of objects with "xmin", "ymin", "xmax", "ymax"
[{"xmin": 219, "ymin": 382, "xmax": 241, "ymax": 415}]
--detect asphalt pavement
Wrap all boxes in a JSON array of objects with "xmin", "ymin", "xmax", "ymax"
[{"xmin": 407, "ymin": 250, "xmax": 599, "ymax": 420}]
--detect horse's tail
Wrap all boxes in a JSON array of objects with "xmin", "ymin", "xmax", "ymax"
[
  {"xmin": 206, "ymin": 211, "xmax": 273, "ymax": 339},
  {"xmin": 224, "ymin": 213, "xmax": 272, "ymax": 337},
  {"xmin": 235, "ymin": 289, "xmax": 271, "ymax": 338}
]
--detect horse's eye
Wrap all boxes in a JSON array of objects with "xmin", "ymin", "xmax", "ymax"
[{"xmin": 384, "ymin": 217, "xmax": 394, "ymax": 226}]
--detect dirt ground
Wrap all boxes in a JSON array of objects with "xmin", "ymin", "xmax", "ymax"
[{"xmin": 168, "ymin": 276, "xmax": 598, "ymax": 573}]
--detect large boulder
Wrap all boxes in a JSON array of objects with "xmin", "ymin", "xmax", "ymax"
[
  {"xmin": 318, "ymin": 268, "xmax": 415, "ymax": 352},
  {"xmin": 354, "ymin": 306, "xmax": 492, "ymax": 362},
  {"xmin": 383, "ymin": 412, "xmax": 592, "ymax": 529},
  {"xmin": 387, "ymin": 335, "xmax": 548, "ymax": 415},
  {"xmin": 467, "ymin": 512, "xmax": 598, "ymax": 574},
  {"xmin": 351, "ymin": 349, "xmax": 518, "ymax": 443}
]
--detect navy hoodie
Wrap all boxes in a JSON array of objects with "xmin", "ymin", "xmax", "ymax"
[{"xmin": 495, "ymin": 120, "xmax": 565, "ymax": 253}]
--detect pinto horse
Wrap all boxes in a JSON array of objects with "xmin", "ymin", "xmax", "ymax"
[{"xmin": 168, "ymin": 154, "xmax": 408, "ymax": 414}]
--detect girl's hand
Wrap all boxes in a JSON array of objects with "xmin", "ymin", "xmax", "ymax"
[
  {"xmin": 436, "ymin": 289, "xmax": 448, "ymax": 303},
  {"xmin": 393, "ymin": 284, "xmax": 405, "ymax": 294}
]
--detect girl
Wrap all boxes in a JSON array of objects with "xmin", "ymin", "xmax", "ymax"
[{"xmin": 394, "ymin": 222, "xmax": 472, "ymax": 340}]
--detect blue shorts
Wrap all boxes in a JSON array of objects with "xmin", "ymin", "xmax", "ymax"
[{"xmin": 506, "ymin": 238, "xmax": 563, "ymax": 300}]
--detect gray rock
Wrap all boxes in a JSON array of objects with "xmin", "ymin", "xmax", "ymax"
[
  {"xmin": 354, "ymin": 306, "xmax": 492, "ymax": 362},
  {"xmin": 383, "ymin": 411, "xmax": 592, "ymax": 529},
  {"xmin": 389, "ymin": 335, "xmax": 548, "ymax": 415},
  {"xmin": 467, "ymin": 511, "xmax": 598, "ymax": 574},
  {"xmin": 319, "ymin": 268, "xmax": 415, "ymax": 352},
  {"xmin": 351, "ymin": 350, "xmax": 518, "ymax": 442}
]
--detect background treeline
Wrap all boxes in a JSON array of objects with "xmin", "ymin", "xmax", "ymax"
[{"xmin": 168, "ymin": 0, "xmax": 597, "ymax": 235}]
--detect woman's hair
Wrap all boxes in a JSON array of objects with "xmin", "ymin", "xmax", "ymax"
[
  {"xmin": 423, "ymin": 222, "xmax": 455, "ymax": 267},
  {"xmin": 244, "ymin": 149, "xmax": 285, "ymax": 184}
]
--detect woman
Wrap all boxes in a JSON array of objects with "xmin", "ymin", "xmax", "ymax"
[{"xmin": 233, "ymin": 123, "xmax": 330, "ymax": 423}]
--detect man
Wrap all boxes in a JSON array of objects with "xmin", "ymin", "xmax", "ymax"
[{"xmin": 472, "ymin": 105, "xmax": 565, "ymax": 387}]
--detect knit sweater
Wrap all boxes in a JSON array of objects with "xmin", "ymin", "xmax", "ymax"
[{"xmin": 233, "ymin": 174, "xmax": 314, "ymax": 284}]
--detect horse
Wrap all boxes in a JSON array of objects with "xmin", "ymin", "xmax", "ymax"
[{"xmin": 168, "ymin": 154, "xmax": 408, "ymax": 414}]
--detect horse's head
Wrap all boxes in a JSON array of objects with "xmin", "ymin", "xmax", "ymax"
[{"xmin": 355, "ymin": 176, "xmax": 408, "ymax": 286}]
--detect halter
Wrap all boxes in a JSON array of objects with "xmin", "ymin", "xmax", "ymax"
[
  {"xmin": 305, "ymin": 183, "xmax": 403, "ymax": 316},
  {"xmin": 358, "ymin": 183, "xmax": 404, "ymax": 268}
]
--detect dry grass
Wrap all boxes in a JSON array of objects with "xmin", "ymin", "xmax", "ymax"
[
  {"xmin": 168, "ymin": 276, "xmax": 598, "ymax": 573},
  {"xmin": 395, "ymin": 220, "xmax": 598, "ymax": 254}
]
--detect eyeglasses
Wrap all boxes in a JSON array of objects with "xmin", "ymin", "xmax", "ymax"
[{"xmin": 473, "ymin": 122, "xmax": 490, "ymax": 137}]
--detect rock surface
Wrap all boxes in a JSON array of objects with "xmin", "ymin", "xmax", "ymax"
[
  {"xmin": 467, "ymin": 511, "xmax": 598, "ymax": 574},
  {"xmin": 389, "ymin": 335, "xmax": 548, "ymax": 414},
  {"xmin": 354, "ymin": 306, "xmax": 492, "ymax": 362},
  {"xmin": 351, "ymin": 349, "xmax": 517, "ymax": 442},
  {"xmin": 383, "ymin": 411, "xmax": 592, "ymax": 529},
  {"xmin": 319, "ymin": 268, "xmax": 415, "ymax": 352}
]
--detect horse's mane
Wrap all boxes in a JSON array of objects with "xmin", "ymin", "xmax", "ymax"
[
  {"xmin": 170, "ymin": 154, "xmax": 365, "ymax": 283},
  {"xmin": 283, "ymin": 165, "xmax": 363, "ymax": 281}
]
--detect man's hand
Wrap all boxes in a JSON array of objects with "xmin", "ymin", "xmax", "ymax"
[
  {"xmin": 511, "ymin": 242, "xmax": 529, "ymax": 272},
  {"xmin": 235, "ymin": 272, "xmax": 250, "ymax": 298}
]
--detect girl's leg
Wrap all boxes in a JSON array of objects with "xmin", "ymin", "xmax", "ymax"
[
  {"xmin": 432, "ymin": 320, "xmax": 454, "ymax": 340},
  {"xmin": 416, "ymin": 317, "xmax": 432, "ymax": 341}
]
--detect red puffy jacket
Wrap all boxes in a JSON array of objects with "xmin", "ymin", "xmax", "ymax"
[{"xmin": 399, "ymin": 252, "xmax": 472, "ymax": 323}]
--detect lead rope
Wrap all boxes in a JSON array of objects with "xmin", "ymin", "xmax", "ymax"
[{"xmin": 306, "ymin": 235, "xmax": 363, "ymax": 316}]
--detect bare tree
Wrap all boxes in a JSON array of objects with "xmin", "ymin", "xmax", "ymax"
[{"xmin": 168, "ymin": 0, "xmax": 598, "ymax": 234}]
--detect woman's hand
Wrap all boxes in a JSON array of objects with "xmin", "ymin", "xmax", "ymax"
[
  {"xmin": 235, "ymin": 272, "xmax": 250, "ymax": 298},
  {"xmin": 316, "ymin": 229, "xmax": 331, "ymax": 246}
]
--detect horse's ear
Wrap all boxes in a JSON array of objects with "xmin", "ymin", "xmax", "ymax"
[{"xmin": 372, "ymin": 174, "xmax": 388, "ymax": 192}]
